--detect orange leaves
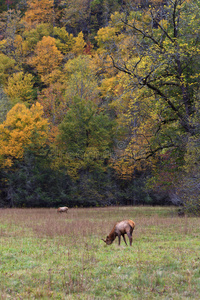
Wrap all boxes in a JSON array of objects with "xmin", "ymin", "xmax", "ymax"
[
  {"xmin": 22, "ymin": 0, "xmax": 54, "ymax": 29},
  {"xmin": 28, "ymin": 36, "xmax": 63, "ymax": 82},
  {"xmin": 0, "ymin": 102, "xmax": 49, "ymax": 167},
  {"xmin": 38, "ymin": 83, "xmax": 68, "ymax": 125}
]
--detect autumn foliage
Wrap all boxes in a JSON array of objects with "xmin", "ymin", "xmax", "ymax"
[
  {"xmin": 0, "ymin": 0, "xmax": 199, "ymax": 211},
  {"xmin": 22, "ymin": 0, "xmax": 54, "ymax": 29},
  {"xmin": 0, "ymin": 102, "xmax": 49, "ymax": 167}
]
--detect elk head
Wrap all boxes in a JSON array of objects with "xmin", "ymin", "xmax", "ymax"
[{"xmin": 101, "ymin": 236, "xmax": 113, "ymax": 245}]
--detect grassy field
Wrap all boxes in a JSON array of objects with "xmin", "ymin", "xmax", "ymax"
[{"xmin": 0, "ymin": 206, "xmax": 199, "ymax": 299}]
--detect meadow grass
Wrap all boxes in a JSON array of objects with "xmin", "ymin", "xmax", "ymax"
[{"xmin": 0, "ymin": 206, "xmax": 199, "ymax": 299}]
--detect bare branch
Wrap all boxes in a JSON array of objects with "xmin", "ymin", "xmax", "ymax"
[
  {"xmin": 134, "ymin": 143, "xmax": 176, "ymax": 161},
  {"xmin": 121, "ymin": 19, "xmax": 164, "ymax": 50}
]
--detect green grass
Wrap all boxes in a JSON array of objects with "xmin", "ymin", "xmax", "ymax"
[{"xmin": 0, "ymin": 206, "xmax": 199, "ymax": 299}]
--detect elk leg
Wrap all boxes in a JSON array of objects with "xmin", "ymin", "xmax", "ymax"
[
  {"xmin": 122, "ymin": 234, "xmax": 128, "ymax": 245},
  {"xmin": 127, "ymin": 232, "xmax": 132, "ymax": 246},
  {"xmin": 118, "ymin": 234, "xmax": 121, "ymax": 245}
]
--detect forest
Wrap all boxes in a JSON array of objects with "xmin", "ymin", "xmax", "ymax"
[{"xmin": 0, "ymin": 0, "xmax": 199, "ymax": 213}]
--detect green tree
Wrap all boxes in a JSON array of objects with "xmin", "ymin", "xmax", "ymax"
[
  {"xmin": 4, "ymin": 152, "xmax": 71, "ymax": 208},
  {"xmin": 56, "ymin": 97, "xmax": 116, "ymax": 179},
  {"xmin": 53, "ymin": 26, "xmax": 74, "ymax": 54},
  {"xmin": 64, "ymin": 55, "xmax": 100, "ymax": 103}
]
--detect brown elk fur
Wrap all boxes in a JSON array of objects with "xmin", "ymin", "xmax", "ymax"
[
  {"xmin": 57, "ymin": 206, "xmax": 68, "ymax": 213},
  {"xmin": 102, "ymin": 220, "xmax": 135, "ymax": 246}
]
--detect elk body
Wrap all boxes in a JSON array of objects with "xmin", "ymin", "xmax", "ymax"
[
  {"xmin": 102, "ymin": 220, "xmax": 135, "ymax": 246},
  {"xmin": 57, "ymin": 206, "xmax": 68, "ymax": 213}
]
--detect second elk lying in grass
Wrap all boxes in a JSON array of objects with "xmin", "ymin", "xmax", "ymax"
[
  {"xmin": 102, "ymin": 220, "xmax": 135, "ymax": 246},
  {"xmin": 57, "ymin": 206, "xmax": 68, "ymax": 213}
]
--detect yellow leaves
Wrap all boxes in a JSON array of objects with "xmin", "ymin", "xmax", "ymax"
[
  {"xmin": 72, "ymin": 32, "xmax": 86, "ymax": 56},
  {"xmin": 0, "ymin": 102, "xmax": 49, "ymax": 168},
  {"xmin": 14, "ymin": 35, "xmax": 29, "ymax": 62},
  {"xmin": 110, "ymin": 12, "xmax": 126, "ymax": 30},
  {"xmin": 5, "ymin": 71, "xmax": 34, "ymax": 106},
  {"xmin": 41, "ymin": 69, "xmax": 64, "ymax": 86},
  {"xmin": 159, "ymin": 19, "xmax": 168, "ymax": 30},
  {"xmin": 96, "ymin": 27, "xmax": 118, "ymax": 47},
  {"xmin": 100, "ymin": 77, "xmax": 117, "ymax": 98},
  {"xmin": 0, "ymin": 39, "xmax": 7, "ymax": 49}
]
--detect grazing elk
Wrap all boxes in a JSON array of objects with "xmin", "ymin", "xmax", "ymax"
[
  {"xmin": 102, "ymin": 220, "xmax": 135, "ymax": 246},
  {"xmin": 57, "ymin": 206, "xmax": 68, "ymax": 213}
]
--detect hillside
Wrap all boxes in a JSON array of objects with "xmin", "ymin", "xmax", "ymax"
[{"xmin": 0, "ymin": 0, "xmax": 199, "ymax": 214}]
